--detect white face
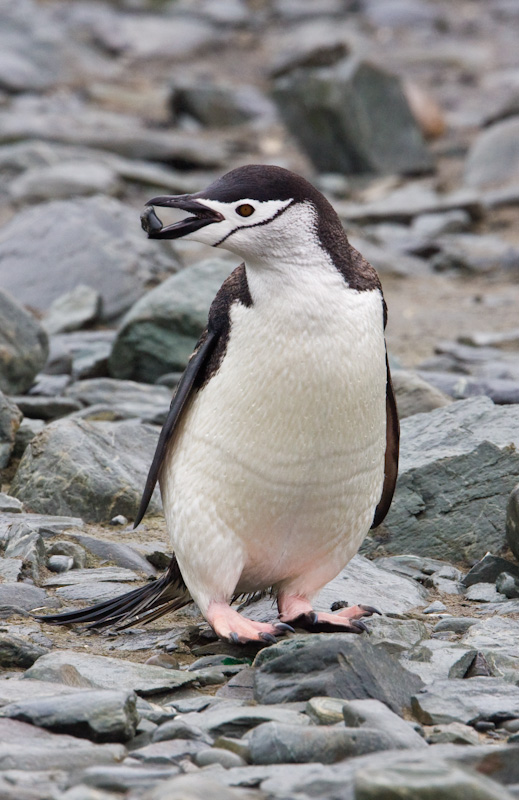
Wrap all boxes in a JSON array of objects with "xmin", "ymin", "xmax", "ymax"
[{"xmin": 181, "ymin": 197, "xmax": 295, "ymax": 255}]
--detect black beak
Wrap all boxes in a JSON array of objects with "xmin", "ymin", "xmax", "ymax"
[{"xmin": 141, "ymin": 194, "xmax": 223, "ymax": 240}]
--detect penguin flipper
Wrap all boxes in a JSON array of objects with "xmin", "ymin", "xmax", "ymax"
[
  {"xmin": 371, "ymin": 356, "xmax": 399, "ymax": 528},
  {"xmin": 133, "ymin": 329, "xmax": 217, "ymax": 528}
]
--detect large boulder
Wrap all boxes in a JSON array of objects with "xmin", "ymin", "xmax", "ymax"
[
  {"xmin": 0, "ymin": 289, "xmax": 48, "ymax": 395},
  {"xmin": 464, "ymin": 117, "xmax": 519, "ymax": 189},
  {"xmin": 0, "ymin": 391, "xmax": 23, "ymax": 469},
  {"xmin": 109, "ymin": 258, "xmax": 233, "ymax": 382},
  {"xmin": 375, "ymin": 397, "xmax": 519, "ymax": 564},
  {"xmin": 0, "ymin": 196, "xmax": 181, "ymax": 321},
  {"xmin": 273, "ymin": 59, "xmax": 433, "ymax": 175},
  {"xmin": 10, "ymin": 418, "xmax": 161, "ymax": 522}
]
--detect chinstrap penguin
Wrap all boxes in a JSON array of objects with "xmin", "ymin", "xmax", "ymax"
[{"xmin": 38, "ymin": 165, "xmax": 399, "ymax": 644}]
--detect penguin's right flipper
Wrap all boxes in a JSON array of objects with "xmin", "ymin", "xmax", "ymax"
[{"xmin": 133, "ymin": 329, "xmax": 217, "ymax": 528}]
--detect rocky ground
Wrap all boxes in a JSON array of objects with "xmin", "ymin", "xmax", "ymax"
[{"xmin": 2, "ymin": 0, "xmax": 519, "ymax": 798}]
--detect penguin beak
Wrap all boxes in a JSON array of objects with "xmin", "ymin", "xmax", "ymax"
[{"xmin": 141, "ymin": 195, "xmax": 223, "ymax": 240}]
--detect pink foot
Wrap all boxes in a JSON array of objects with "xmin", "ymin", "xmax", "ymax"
[
  {"xmin": 206, "ymin": 602, "xmax": 293, "ymax": 644},
  {"xmin": 278, "ymin": 596, "xmax": 380, "ymax": 634}
]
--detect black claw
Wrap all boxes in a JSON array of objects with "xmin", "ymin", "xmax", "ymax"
[
  {"xmin": 229, "ymin": 632, "xmax": 240, "ymax": 644},
  {"xmin": 351, "ymin": 620, "xmax": 370, "ymax": 634},
  {"xmin": 274, "ymin": 622, "xmax": 295, "ymax": 633},
  {"xmin": 308, "ymin": 611, "xmax": 319, "ymax": 625},
  {"xmin": 359, "ymin": 604, "xmax": 382, "ymax": 616},
  {"xmin": 259, "ymin": 632, "xmax": 277, "ymax": 645}
]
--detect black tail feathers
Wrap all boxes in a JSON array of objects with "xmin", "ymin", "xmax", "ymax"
[{"xmin": 34, "ymin": 557, "xmax": 191, "ymax": 630}]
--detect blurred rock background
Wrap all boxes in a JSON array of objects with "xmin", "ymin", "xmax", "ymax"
[{"xmin": 2, "ymin": 4, "xmax": 519, "ymax": 798}]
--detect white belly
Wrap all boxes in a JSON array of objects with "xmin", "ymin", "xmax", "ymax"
[{"xmin": 160, "ymin": 278, "xmax": 387, "ymax": 612}]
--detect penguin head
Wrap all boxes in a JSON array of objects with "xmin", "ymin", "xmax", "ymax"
[{"xmin": 141, "ymin": 165, "xmax": 344, "ymax": 263}]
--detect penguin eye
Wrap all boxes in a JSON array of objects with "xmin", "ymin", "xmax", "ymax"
[{"xmin": 236, "ymin": 204, "xmax": 255, "ymax": 217}]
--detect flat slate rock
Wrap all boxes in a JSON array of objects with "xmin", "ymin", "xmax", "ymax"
[
  {"xmin": 43, "ymin": 567, "xmax": 141, "ymax": 586},
  {"xmin": 10, "ymin": 418, "xmax": 161, "ymax": 522},
  {"xmin": 0, "ymin": 678, "xmax": 92, "ymax": 707},
  {"xmin": 411, "ymin": 677, "xmax": 519, "ymax": 725},
  {"xmin": 66, "ymin": 532, "xmax": 157, "ymax": 576},
  {"xmin": 23, "ymin": 651, "xmax": 197, "ymax": 696},
  {"xmin": 378, "ymin": 397, "xmax": 519, "ymax": 563},
  {"xmin": 253, "ymin": 635, "xmax": 423, "ymax": 714},
  {"xmin": 177, "ymin": 703, "xmax": 309, "ymax": 738},
  {"xmin": 0, "ymin": 718, "xmax": 126, "ymax": 771},
  {"xmin": 0, "ymin": 689, "xmax": 138, "ymax": 743},
  {"xmin": 0, "ymin": 583, "xmax": 59, "ymax": 612}
]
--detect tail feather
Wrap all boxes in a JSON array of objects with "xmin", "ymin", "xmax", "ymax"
[{"xmin": 34, "ymin": 556, "xmax": 192, "ymax": 630}]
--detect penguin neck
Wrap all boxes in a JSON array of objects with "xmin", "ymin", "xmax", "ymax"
[{"xmin": 243, "ymin": 247, "xmax": 345, "ymax": 314}]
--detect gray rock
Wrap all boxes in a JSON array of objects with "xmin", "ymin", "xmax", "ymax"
[
  {"xmin": 65, "ymin": 379, "xmax": 172, "ymax": 424},
  {"xmin": 10, "ymin": 161, "xmax": 119, "ymax": 204},
  {"xmin": 411, "ymin": 677, "xmax": 519, "ymax": 725},
  {"xmin": 194, "ymin": 748, "xmax": 247, "ymax": 768},
  {"xmin": 74, "ymin": 764, "xmax": 179, "ymax": 794},
  {"xmin": 347, "ymin": 236, "xmax": 430, "ymax": 278},
  {"xmin": 109, "ymin": 258, "xmax": 233, "ymax": 382},
  {"xmin": 54, "ymin": 582, "xmax": 144, "ymax": 604},
  {"xmin": 0, "ymin": 689, "xmax": 138, "ymax": 743},
  {"xmin": 0, "ymin": 583, "xmax": 57, "ymax": 612},
  {"xmin": 497, "ymin": 572, "xmax": 519, "ymax": 598},
  {"xmin": 249, "ymin": 721, "xmax": 394, "ymax": 765},
  {"xmin": 465, "ymin": 582, "xmax": 507, "ymax": 602},
  {"xmin": 0, "ymin": 290, "xmax": 48, "ymax": 395},
  {"xmin": 423, "ymin": 600, "xmax": 447, "ymax": 613},
  {"xmin": 411, "ymin": 210, "xmax": 472, "ymax": 238},
  {"xmin": 0, "ymin": 635, "xmax": 47, "ymax": 669},
  {"xmin": 4, "ymin": 522, "xmax": 46, "ymax": 582},
  {"xmin": 65, "ymin": 533, "xmax": 155, "ymax": 576},
  {"xmin": 273, "ymin": 59, "xmax": 432, "ymax": 175},
  {"xmin": 171, "ymin": 80, "xmax": 274, "ymax": 127},
  {"xmin": 431, "ymin": 233, "xmax": 519, "ymax": 274},
  {"xmin": 12, "ymin": 418, "xmax": 45, "ymax": 460},
  {"xmin": 342, "ymin": 698, "xmax": 426, "ymax": 749},
  {"xmin": 46, "ymin": 331, "xmax": 116, "ymax": 380},
  {"xmin": 10, "ymin": 418, "xmax": 161, "ymax": 522},
  {"xmin": 0, "ymin": 97, "xmax": 227, "ymax": 167},
  {"xmin": 8, "ymin": 396, "xmax": 82, "ymax": 421},
  {"xmin": 43, "ymin": 567, "xmax": 141, "ymax": 587},
  {"xmin": 47, "ymin": 554, "xmax": 73, "ymax": 573},
  {"xmin": 460, "ymin": 617, "xmax": 519, "ymax": 684},
  {"xmin": 377, "ymin": 397, "xmax": 519, "ymax": 564},
  {"xmin": 354, "ymin": 760, "xmax": 511, "ymax": 800},
  {"xmin": 23, "ymin": 651, "xmax": 196, "ymax": 696},
  {"xmin": 0, "ymin": 197, "xmax": 181, "ymax": 322},
  {"xmin": 46, "ymin": 540, "xmax": 86, "ymax": 569},
  {"xmin": 464, "ymin": 117, "xmax": 519, "ymax": 188},
  {"xmin": 305, "ymin": 697, "xmax": 347, "ymax": 725},
  {"xmin": 336, "ymin": 184, "xmax": 481, "ymax": 224},
  {"xmin": 416, "ymin": 371, "xmax": 519, "ymax": 406},
  {"xmin": 391, "ymin": 369, "xmax": 452, "ymax": 418},
  {"xmin": 433, "ymin": 618, "xmax": 480, "ymax": 635},
  {"xmin": 177, "ymin": 703, "xmax": 308, "ymax": 738},
  {"xmin": 143, "ymin": 774, "xmax": 255, "ymax": 800},
  {"xmin": 0, "ymin": 392, "xmax": 23, "ymax": 469},
  {"xmin": 462, "ymin": 554, "xmax": 519, "ymax": 588},
  {"xmin": 403, "ymin": 640, "xmax": 478, "ymax": 685},
  {"xmin": 152, "ymin": 718, "xmax": 212, "ymax": 745},
  {"xmin": 42, "ymin": 286, "xmax": 103, "ymax": 336},
  {"xmin": 130, "ymin": 739, "xmax": 206, "ymax": 764},
  {"xmin": 366, "ymin": 617, "xmax": 429, "ymax": 656},
  {"xmin": 425, "ymin": 721, "xmax": 480, "ymax": 745},
  {"xmin": 253, "ymin": 635, "xmax": 423, "ymax": 713},
  {"xmin": 0, "ymin": 494, "xmax": 22, "ymax": 514},
  {"xmin": 0, "ymin": 718, "xmax": 126, "ymax": 771},
  {"xmin": 507, "ymin": 485, "xmax": 519, "ymax": 560}
]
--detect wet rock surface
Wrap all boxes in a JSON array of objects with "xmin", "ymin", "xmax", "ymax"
[{"xmin": 1, "ymin": 1, "xmax": 519, "ymax": 798}]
